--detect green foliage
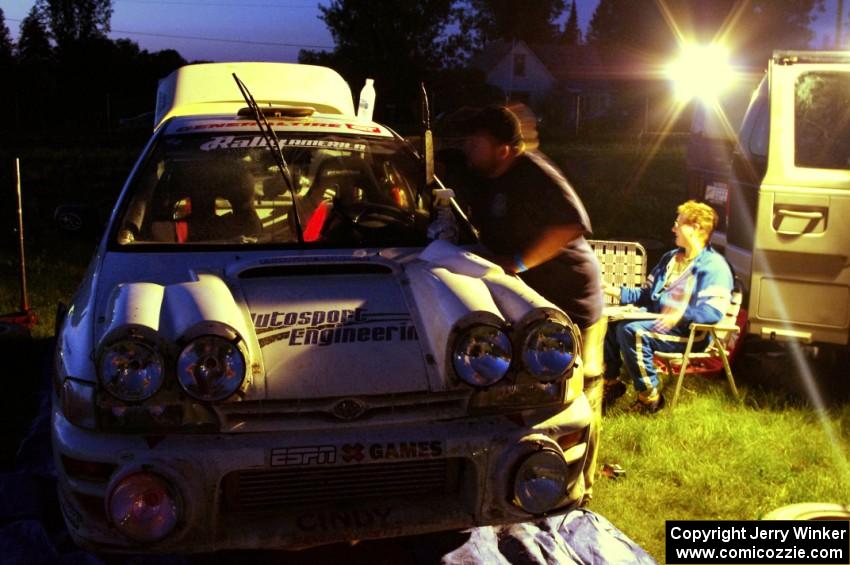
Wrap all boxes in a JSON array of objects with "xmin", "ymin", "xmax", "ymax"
[
  {"xmin": 34, "ymin": 0, "xmax": 113, "ymax": 50},
  {"xmin": 0, "ymin": 8, "xmax": 13, "ymax": 67},
  {"xmin": 0, "ymin": 141, "xmax": 140, "ymax": 338},
  {"xmin": 561, "ymin": 0, "xmax": 581, "ymax": 45},
  {"xmin": 5, "ymin": 0, "xmax": 185, "ymax": 136},
  {"xmin": 17, "ymin": 6, "xmax": 53, "ymax": 65},
  {"xmin": 545, "ymin": 137, "xmax": 687, "ymax": 247},
  {"xmin": 464, "ymin": 0, "xmax": 566, "ymax": 46},
  {"xmin": 299, "ymin": 0, "xmax": 480, "ymax": 125},
  {"xmin": 593, "ymin": 385, "xmax": 850, "ymax": 560},
  {"xmin": 315, "ymin": 0, "xmax": 464, "ymax": 70},
  {"xmin": 587, "ymin": 0, "xmax": 823, "ymax": 67}
]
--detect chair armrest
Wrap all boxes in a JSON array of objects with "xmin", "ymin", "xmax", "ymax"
[{"xmin": 689, "ymin": 322, "xmax": 740, "ymax": 332}]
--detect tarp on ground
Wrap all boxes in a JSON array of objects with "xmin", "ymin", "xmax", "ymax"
[{"xmin": 412, "ymin": 509, "xmax": 657, "ymax": 565}]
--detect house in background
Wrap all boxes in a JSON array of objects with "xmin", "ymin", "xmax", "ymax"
[{"xmin": 472, "ymin": 40, "xmax": 611, "ymax": 132}]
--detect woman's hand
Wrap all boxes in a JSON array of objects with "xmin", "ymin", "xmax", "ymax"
[
  {"xmin": 652, "ymin": 305, "xmax": 684, "ymax": 333},
  {"xmin": 603, "ymin": 284, "xmax": 621, "ymax": 299}
]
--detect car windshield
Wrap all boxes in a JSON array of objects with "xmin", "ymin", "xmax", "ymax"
[{"xmin": 115, "ymin": 130, "xmax": 430, "ymax": 247}]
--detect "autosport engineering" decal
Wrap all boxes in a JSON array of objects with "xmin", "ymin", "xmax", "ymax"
[{"xmin": 252, "ymin": 307, "xmax": 418, "ymax": 348}]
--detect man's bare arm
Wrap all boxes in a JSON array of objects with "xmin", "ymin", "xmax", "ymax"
[{"xmin": 496, "ymin": 224, "xmax": 583, "ymax": 273}]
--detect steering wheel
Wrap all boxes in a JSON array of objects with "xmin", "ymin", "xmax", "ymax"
[{"xmin": 337, "ymin": 201, "xmax": 415, "ymax": 228}]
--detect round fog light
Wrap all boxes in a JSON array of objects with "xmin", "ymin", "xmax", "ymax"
[
  {"xmin": 108, "ymin": 472, "xmax": 179, "ymax": 542},
  {"xmin": 513, "ymin": 449, "xmax": 569, "ymax": 514}
]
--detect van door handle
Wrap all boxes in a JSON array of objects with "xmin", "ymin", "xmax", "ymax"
[{"xmin": 775, "ymin": 208, "xmax": 823, "ymax": 220}]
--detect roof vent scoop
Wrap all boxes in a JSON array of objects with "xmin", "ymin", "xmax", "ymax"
[{"xmin": 237, "ymin": 106, "xmax": 315, "ymax": 118}]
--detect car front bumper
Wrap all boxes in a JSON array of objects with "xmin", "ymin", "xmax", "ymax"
[{"xmin": 53, "ymin": 394, "xmax": 591, "ymax": 553}]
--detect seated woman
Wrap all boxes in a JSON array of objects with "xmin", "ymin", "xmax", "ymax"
[{"xmin": 602, "ymin": 200, "xmax": 733, "ymax": 413}]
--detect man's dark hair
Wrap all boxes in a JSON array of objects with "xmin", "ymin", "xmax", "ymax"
[{"xmin": 457, "ymin": 105, "xmax": 524, "ymax": 149}]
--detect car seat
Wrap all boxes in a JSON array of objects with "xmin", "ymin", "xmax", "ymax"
[
  {"xmin": 147, "ymin": 161, "xmax": 261, "ymax": 242},
  {"xmin": 290, "ymin": 156, "xmax": 388, "ymax": 240}
]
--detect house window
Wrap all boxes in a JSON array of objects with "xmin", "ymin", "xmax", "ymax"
[
  {"xmin": 509, "ymin": 91, "xmax": 530, "ymax": 104},
  {"xmin": 513, "ymin": 53, "xmax": 526, "ymax": 78}
]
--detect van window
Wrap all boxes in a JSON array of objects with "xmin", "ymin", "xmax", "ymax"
[
  {"xmin": 795, "ymin": 71, "xmax": 850, "ymax": 169},
  {"xmin": 738, "ymin": 78, "xmax": 768, "ymax": 158},
  {"xmin": 748, "ymin": 103, "xmax": 769, "ymax": 157}
]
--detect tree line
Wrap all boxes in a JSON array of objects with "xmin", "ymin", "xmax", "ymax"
[
  {"xmin": 301, "ymin": 0, "xmax": 821, "ymax": 128},
  {"xmin": 0, "ymin": 0, "xmax": 825, "ymax": 135},
  {"xmin": 0, "ymin": 0, "xmax": 186, "ymax": 137}
]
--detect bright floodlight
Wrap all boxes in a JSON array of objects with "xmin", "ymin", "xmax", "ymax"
[{"xmin": 666, "ymin": 43, "xmax": 736, "ymax": 103}]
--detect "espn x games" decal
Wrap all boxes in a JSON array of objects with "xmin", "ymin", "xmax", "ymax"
[{"xmin": 270, "ymin": 441, "xmax": 443, "ymax": 467}]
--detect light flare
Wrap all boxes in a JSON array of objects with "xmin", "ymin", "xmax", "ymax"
[{"xmin": 666, "ymin": 43, "xmax": 737, "ymax": 103}]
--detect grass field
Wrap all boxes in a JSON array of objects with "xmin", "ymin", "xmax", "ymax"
[
  {"xmin": 1, "ymin": 136, "xmax": 848, "ymax": 563},
  {"xmin": 593, "ymin": 381, "xmax": 850, "ymax": 560}
]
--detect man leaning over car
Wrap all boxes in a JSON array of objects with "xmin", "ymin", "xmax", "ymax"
[{"xmin": 452, "ymin": 104, "xmax": 604, "ymax": 504}]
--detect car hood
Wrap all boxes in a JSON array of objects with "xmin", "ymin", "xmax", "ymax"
[
  {"xmin": 91, "ymin": 242, "xmax": 564, "ymax": 403},
  {"xmin": 238, "ymin": 259, "xmax": 429, "ymax": 398}
]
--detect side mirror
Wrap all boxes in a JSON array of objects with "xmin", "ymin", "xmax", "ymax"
[
  {"xmin": 54, "ymin": 204, "xmax": 106, "ymax": 235},
  {"xmin": 54, "ymin": 205, "xmax": 88, "ymax": 232}
]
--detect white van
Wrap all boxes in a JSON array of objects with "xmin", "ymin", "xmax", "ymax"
[{"xmin": 690, "ymin": 51, "xmax": 850, "ymax": 346}]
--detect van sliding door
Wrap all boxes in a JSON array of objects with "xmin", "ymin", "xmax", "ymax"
[{"xmin": 750, "ymin": 63, "xmax": 850, "ymax": 345}]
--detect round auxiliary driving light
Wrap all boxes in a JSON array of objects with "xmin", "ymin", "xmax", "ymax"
[
  {"xmin": 99, "ymin": 340, "xmax": 165, "ymax": 402},
  {"xmin": 108, "ymin": 472, "xmax": 179, "ymax": 542},
  {"xmin": 513, "ymin": 449, "xmax": 569, "ymax": 514},
  {"xmin": 177, "ymin": 336, "xmax": 246, "ymax": 401},
  {"xmin": 522, "ymin": 321, "xmax": 577, "ymax": 382},
  {"xmin": 452, "ymin": 325, "xmax": 512, "ymax": 387}
]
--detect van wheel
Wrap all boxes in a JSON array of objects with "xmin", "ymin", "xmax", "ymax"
[{"xmin": 736, "ymin": 337, "xmax": 850, "ymax": 404}]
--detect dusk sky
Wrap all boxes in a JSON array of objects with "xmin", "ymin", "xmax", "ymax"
[{"xmin": 1, "ymin": 0, "xmax": 844, "ymax": 63}]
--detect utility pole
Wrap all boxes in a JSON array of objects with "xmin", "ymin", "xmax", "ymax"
[
  {"xmin": 575, "ymin": 94, "xmax": 581, "ymax": 137},
  {"xmin": 14, "ymin": 158, "xmax": 29, "ymax": 314}
]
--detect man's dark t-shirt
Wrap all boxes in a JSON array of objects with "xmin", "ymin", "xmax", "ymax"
[{"xmin": 462, "ymin": 151, "xmax": 603, "ymax": 328}]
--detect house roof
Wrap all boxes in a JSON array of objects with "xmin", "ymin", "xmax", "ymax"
[
  {"xmin": 470, "ymin": 41, "xmax": 514, "ymax": 74},
  {"xmin": 473, "ymin": 41, "xmax": 602, "ymax": 78}
]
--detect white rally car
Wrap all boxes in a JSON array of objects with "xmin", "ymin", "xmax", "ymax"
[{"xmin": 52, "ymin": 62, "xmax": 592, "ymax": 552}]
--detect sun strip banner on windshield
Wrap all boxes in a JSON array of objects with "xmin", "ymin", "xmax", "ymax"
[
  {"xmin": 200, "ymin": 136, "xmax": 367, "ymax": 151},
  {"xmin": 166, "ymin": 118, "xmax": 393, "ymax": 137}
]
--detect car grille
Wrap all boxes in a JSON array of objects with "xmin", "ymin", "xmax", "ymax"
[
  {"xmin": 216, "ymin": 391, "xmax": 470, "ymax": 432},
  {"xmin": 221, "ymin": 458, "xmax": 463, "ymax": 512}
]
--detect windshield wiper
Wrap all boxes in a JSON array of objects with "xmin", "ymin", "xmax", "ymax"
[{"xmin": 232, "ymin": 73, "xmax": 304, "ymax": 243}]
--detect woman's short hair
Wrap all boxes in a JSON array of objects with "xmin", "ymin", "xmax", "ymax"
[{"xmin": 677, "ymin": 200, "xmax": 717, "ymax": 243}]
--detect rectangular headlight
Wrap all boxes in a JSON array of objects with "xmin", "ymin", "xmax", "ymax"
[
  {"xmin": 469, "ymin": 380, "xmax": 566, "ymax": 412},
  {"xmin": 98, "ymin": 402, "xmax": 219, "ymax": 432},
  {"xmin": 565, "ymin": 362, "xmax": 584, "ymax": 403},
  {"xmin": 62, "ymin": 378, "xmax": 97, "ymax": 429}
]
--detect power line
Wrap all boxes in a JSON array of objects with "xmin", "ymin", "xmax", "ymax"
[
  {"xmin": 5, "ymin": 18, "xmax": 333, "ymax": 49},
  {"xmin": 110, "ymin": 29, "xmax": 332, "ymax": 48},
  {"xmin": 117, "ymin": 0, "xmax": 319, "ymax": 8}
]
